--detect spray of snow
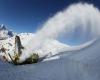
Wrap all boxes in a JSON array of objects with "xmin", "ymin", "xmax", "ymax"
[{"xmin": 19, "ymin": 3, "xmax": 100, "ymax": 62}]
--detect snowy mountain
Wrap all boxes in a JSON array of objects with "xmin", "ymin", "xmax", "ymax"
[
  {"xmin": 0, "ymin": 24, "xmax": 15, "ymax": 40},
  {"xmin": 0, "ymin": 33, "xmax": 35, "ymax": 54}
]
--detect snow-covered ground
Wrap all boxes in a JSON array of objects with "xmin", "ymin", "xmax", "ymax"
[{"xmin": 0, "ymin": 38, "xmax": 100, "ymax": 80}]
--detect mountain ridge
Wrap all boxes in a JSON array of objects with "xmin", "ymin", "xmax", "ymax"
[{"xmin": 0, "ymin": 24, "xmax": 15, "ymax": 40}]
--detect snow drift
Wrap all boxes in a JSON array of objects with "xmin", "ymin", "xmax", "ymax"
[{"xmin": 19, "ymin": 3, "xmax": 100, "ymax": 62}]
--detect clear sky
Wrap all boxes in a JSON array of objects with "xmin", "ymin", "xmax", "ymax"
[{"xmin": 0, "ymin": 0, "xmax": 99, "ymax": 33}]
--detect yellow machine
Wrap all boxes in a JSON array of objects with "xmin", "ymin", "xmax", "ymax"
[{"xmin": 8, "ymin": 35, "xmax": 39, "ymax": 65}]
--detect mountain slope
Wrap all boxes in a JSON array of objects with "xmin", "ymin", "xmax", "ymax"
[
  {"xmin": 0, "ymin": 24, "xmax": 15, "ymax": 40},
  {"xmin": 0, "ymin": 33, "xmax": 35, "ymax": 55},
  {"xmin": 0, "ymin": 38, "xmax": 100, "ymax": 80}
]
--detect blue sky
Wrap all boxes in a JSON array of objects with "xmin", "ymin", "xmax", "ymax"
[{"xmin": 0, "ymin": 0, "xmax": 99, "ymax": 33}]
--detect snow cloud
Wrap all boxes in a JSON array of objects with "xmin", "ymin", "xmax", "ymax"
[{"xmin": 36, "ymin": 3, "xmax": 100, "ymax": 42}]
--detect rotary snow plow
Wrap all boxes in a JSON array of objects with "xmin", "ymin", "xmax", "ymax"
[
  {"xmin": 8, "ymin": 52, "xmax": 39, "ymax": 65},
  {"xmin": 8, "ymin": 35, "xmax": 39, "ymax": 65}
]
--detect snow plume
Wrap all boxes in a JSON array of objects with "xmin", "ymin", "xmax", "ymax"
[
  {"xmin": 20, "ymin": 3, "xmax": 100, "ymax": 62},
  {"xmin": 37, "ymin": 3, "xmax": 100, "ymax": 41}
]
